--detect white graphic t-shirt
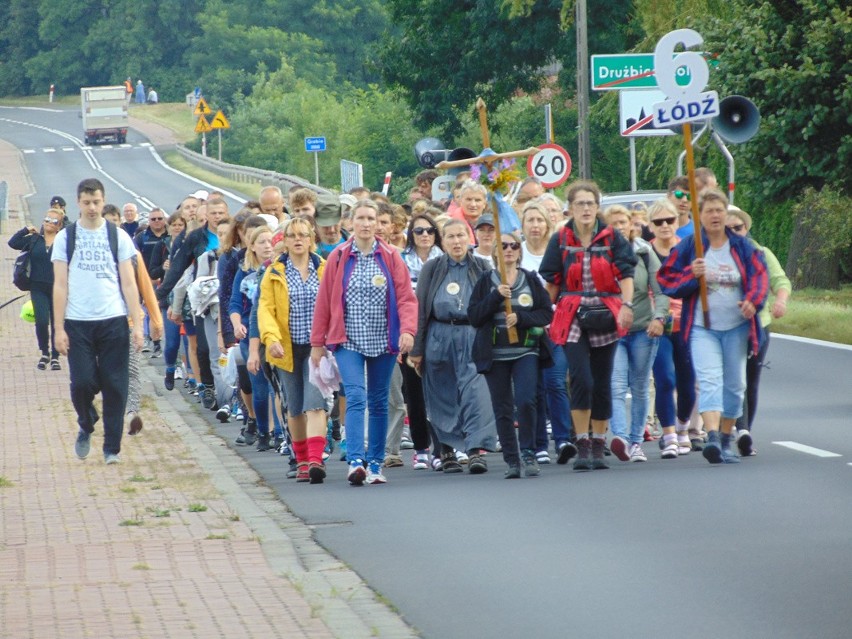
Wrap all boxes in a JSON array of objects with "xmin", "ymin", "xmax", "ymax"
[
  {"xmin": 52, "ymin": 222, "xmax": 137, "ymax": 321},
  {"xmin": 695, "ymin": 240, "xmax": 745, "ymax": 330}
]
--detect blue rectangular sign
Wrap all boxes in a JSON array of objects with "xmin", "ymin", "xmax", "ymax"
[{"xmin": 305, "ymin": 136, "xmax": 327, "ymax": 152}]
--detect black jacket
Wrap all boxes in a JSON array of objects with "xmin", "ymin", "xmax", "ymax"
[
  {"xmin": 467, "ymin": 268, "xmax": 554, "ymax": 373},
  {"xmin": 156, "ymin": 225, "xmax": 213, "ymax": 304},
  {"xmin": 8, "ymin": 227, "xmax": 54, "ymax": 285}
]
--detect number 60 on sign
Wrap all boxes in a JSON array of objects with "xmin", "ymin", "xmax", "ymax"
[{"xmin": 526, "ymin": 143, "xmax": 572, "ymax": 189}]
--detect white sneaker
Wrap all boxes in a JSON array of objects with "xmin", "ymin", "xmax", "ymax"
[
  {"xmin": 365, "ymin": 461, "xmax": 387, "ymax": 485},
  {"xmin": 676, "ymin": 433, "xmax": 692, "ymax": 455},
  {"xmin": 455, "ymin": 450, "xmax": 469, "ymax": 464},
  {"xmin": 174, "ymin": 365, "xmax": 185, "ymax": 380},
  {"xmin": 412, "ymin": 452, "xmax": 429, "ymax": 470},
  {"xmin": 629, "ymin": 443, "xmax": 647, "ymax": 462},
  {"xmin": 661, "ymin": 441, "xmax": 679, "ymax": 459}
]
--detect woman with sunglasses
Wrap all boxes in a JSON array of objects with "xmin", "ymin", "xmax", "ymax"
[
  {"xmin": 604, "ymin": 205, "xmax": 670, "ymax": 463},
  {"xmin": 9, "ymin": 208, "xmax": 65, "ymax": 369},
  {"xmin": 657, "ymin": 189, "xmax": 769, "ymax": 465},
  {"xmin": 468, "ymin": 232, "xmax": 553, "ymax": 478},
  {"xmin": 258, "ymin": 218, "xmax": 329, "ymax": 482},
  {"xmin": 648, "ymin": 199, "xmax": 704, "ymax": 459},
  {"xmin": 400, "ymin": 213, "xmax": 444, "ymax": 469},
  {"xmin": 648, "ymin": 199, "xmax": 699, "ymax": 458},
  {"xmin": 725, "ymin": 207, "xmax": 791, "ymax": 456},
  {"xmin": 539, "ymin": 180, "xmax": 637, "ymax": 472}
]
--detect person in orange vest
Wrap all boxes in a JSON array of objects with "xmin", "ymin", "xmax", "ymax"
[{"xmin": 124, "ymin": 78, "xmax": 132, "ymax": 103}]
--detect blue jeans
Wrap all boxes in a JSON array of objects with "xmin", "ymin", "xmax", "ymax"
[
  {"xmin": 240, "ymin": 340, "xmax": 270, "ymax": 436},
  {"xmin": 335, "ymin": 348, "xmax": 397, "ymax": 465},
  {"xmin": 541, "ymin": 337, "xmax": 573, "ymax": 446},
  {"xmin": 163, "ymin": 313, "xmax": 182, "ymax": 368},
  {"xmin": 652, "ymin": 331, "xmax": 696, "ymax": 427},
  {"xmin": 690, "ymin": 322, "xmax": 749, "ymax": 418},
  {"xmin": 610, "ymin": 331, "xmax": 659, "ymax": 445}
]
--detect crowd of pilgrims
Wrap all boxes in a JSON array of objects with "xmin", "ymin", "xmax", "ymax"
[{"xmin": 14, "ymin": 166, "xmax": 791, "ymax": 484}]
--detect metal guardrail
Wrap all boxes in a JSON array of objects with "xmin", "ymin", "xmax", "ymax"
[{"xmin": 174, "ymin": 145, "xmax": 329, "ymax": 196}]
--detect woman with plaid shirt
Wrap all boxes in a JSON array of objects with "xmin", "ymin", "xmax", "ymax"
[
  {"xmin": 310, "ymin": 200, "xmax": 418, "ymax": 486},
  {"xmin": 539, "ymin": 180, "xmax": 637, "ymax": 472}
]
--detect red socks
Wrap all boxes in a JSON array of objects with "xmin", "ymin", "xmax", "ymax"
[{"xmin": 306, "ymin": 436, "xmax": 326, "ymax": 464}]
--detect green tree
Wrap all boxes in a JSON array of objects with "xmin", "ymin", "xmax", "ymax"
[{"xmin": 0, "ymin": 0, "xmax": 41, "ymax": 95}]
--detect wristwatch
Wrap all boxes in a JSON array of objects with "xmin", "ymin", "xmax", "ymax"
[{"xmin": 623, "ymin": 301, "xmax": 634, "ymax": 309}]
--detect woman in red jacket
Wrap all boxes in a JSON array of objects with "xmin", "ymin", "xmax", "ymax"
[
  {"xmin": 539, "ymin": 180, "xmax": 637, "ymax": 472},
  {"xmin": 310, "ymin": 200, "xmax": 418, "ymax": 486}
]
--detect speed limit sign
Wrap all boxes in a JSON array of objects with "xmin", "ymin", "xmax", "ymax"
[{"xmin": 526, "ymin": 143, "xmax": 572, "ymax": 189}]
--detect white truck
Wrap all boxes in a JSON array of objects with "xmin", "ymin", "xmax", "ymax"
[{"xmin": 80, "ymin": 86, "xmax": 129, "ymax": 145}]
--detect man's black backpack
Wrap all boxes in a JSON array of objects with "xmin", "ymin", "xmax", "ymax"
[{"xmin": 12, "ymin": 250, "xmax": 32, "ymax": 291}]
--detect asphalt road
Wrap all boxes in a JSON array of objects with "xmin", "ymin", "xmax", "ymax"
[
  {"xmin": 3, "ymin": 105, "xmax": 851, "ymax": 639},
  {"xmin": 0, "ymin": 104, "xmax": 248, "ymax": 217}
]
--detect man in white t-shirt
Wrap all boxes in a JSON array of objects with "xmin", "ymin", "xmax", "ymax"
[{"xmin": 52, "ymin": 178, "xmax": 144, "ymax": 465}]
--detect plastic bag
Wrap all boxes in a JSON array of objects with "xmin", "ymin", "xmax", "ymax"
[{"xmin": 222, "ymin": 345, "xmax": 242, "ymax": 389}]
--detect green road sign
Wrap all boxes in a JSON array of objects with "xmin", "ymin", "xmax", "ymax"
[{"xmin": 591, "ymin": 53, "xmax": 717, "ymax": 91}]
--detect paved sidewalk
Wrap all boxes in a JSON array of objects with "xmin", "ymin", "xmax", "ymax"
[{"xmin": 0, "ymin": 139, "xmax": 417, "ymax": 638}]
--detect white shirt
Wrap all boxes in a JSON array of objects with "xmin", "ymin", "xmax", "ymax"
[{"xmin": 52, "ymin": 221, "xmax": 136, "ymax": 321}]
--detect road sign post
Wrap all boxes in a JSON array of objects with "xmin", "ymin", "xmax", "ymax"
[
  {"xmin": 210, "ymin": 110, "xmax": 230, "ymax": 162},
  {"xmin": 652, "ymin": 28, "xmax": 715, "ymax": 326},
  {"xmin": 305, "ymin": 137, "xmax": 326, "ymax": 186}
]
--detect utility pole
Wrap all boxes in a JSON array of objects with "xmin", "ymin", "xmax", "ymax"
[{"xmin": 576, "ymin": 0, "xmax": 591, "ymax": 179}]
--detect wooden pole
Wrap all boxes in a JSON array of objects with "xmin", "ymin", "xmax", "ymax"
[
  {"xmin": 476, "ymin": 99, "xmax": 518, "ymax": 344},
  {"xmin": 576, "ymin": 0, "xmax": 591, "ymax": 179},
  {"xmin": 683, "ymin": 122, "xmax": 710, "ymax": 327}
]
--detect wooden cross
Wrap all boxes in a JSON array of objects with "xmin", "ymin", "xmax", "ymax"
[{"xmin": 436, "ymin": 98, "xmax": 540, "ymax": 343}]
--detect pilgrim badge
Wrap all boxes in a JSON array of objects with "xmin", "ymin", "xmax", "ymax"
[{"xmin": 446, "ymin": 282, "xmax": 460, "ymax": 295}]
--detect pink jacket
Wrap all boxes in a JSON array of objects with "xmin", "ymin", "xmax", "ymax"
[{"xmin": 310, "ymin": 237, "xmax": 418, "ymax": 352}]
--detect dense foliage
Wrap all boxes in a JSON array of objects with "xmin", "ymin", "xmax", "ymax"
[{"xmin": 1, "ymin": 0, "xmax": 847, "ymax": 277}]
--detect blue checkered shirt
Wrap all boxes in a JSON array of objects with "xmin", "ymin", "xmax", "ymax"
[
  {"xmin": 285, "ymin": 258, "xmax": 320, "ymax": 345},
  {"xmin": 343, "ymin": 241, "xmax": 389, "ymax": 357}
]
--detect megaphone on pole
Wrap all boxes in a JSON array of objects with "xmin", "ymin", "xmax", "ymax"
[
  {"xmin": 712, "ymin": 96, "xmax": 760, "ymax": 144},
  {"xmin": 414, "ymin": 138, "xmax": 477, "ymax": 175}
]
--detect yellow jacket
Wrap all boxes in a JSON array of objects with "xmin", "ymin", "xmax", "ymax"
[{"xmin": 258, "ymin": 253, "xmax": 325, "ymax": 372}]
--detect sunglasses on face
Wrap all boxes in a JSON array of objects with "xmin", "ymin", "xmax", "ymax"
[
  {"xmin": 502, "ymin": 241, "xmax": 521, "ymax": 250},
  {"xmin": 412, "ymin": 226, "xmax": 436, "ymax": 236},
  {"xmin": 672, "ymin": 190, "xmax": 691, "ymax": 200},
  {"xmin": 727, "ymin": 224, "xmax": 745, "ymax": 232},
  {"xmin": 43, "ymin": 218, "xmax": 61, "ymax": 225},
  {"xmin": 652, "ymin": 217, "xmax": 677, "ymax": 227},
  {"xmin": 149, "ymin": 217, "xmax": 164, "ymax": 221},
  {"xmin": 286, "ymin": 232, "xmax": 312, "ymax": 239}
]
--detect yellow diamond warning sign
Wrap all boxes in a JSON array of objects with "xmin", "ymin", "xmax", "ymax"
[
  {"xmin": 195, "ymin": 116, "xmax": 213, "ymax": 134},
  {"xmin": 210, "ymin": 110, "xmax": 230, "ymax": 130},
  {"xmin": 193, "ymin": 97, "xmax": 211, "ymax": 117}
]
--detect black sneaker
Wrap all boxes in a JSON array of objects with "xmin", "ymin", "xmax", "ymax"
[
  {"xmin": 164, "ymin": 369, "xmax": 175, "ymax": 391},
  {"xmin": 216, "ymin": 406, "xmax": 230, "ymax": 423},
  {"xmin": 37, "ymin": 355, "xmax": 49, "ymax": 370},
  {"xmin": 256, "ymin": 434, "xmax": 273, "ymax": 452},
  {"xmin": 50, "ymin": 358, "xmax": 61, "ymax": 370},
  {"xmin": 235, "ymin": 429, "xmax": 248, "ymax": 445},
  {"xmin": 736, "ymin": 430, "xmax": 753, "ymax": 457},
  {"xmin": 150, "ymin": 344, "xmax": 162, "ymax": 358},
  {"xmin": 591, "ymin": 438, "xmax": 610, "ymax": 470},
  {"xmin": 243, "ymin": 419, "xmax": 258, "ymax": 446},
  {"xmin": 521, "ymin": 449, "xmax": 540, "ymax": 477},
  {"xmin": 556, "ymin": 441, "xmax": 578, "ymax": 465},
  {"xmin": 201, "ymin": 387, "xmax": 216, "ymax": 410},
  {"xmin": 573, "ymin": 438, "xmax": 592, "ymax": 472},
  {"xmin": 331, "ymin": 419, "xmax": 342, "ymax": 441}
]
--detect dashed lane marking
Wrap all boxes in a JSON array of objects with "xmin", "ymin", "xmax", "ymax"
[{"xmin": 772, "ymin": 441, "xmax": 842, "ymax": 458}]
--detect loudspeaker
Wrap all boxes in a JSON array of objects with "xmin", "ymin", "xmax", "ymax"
[
  {"xmin": 712, "ymin": 96, "xmax": 760, "ymax": 144},
  {"xmin": 414, "ymin": 137, "xmax": 447, "ymax": 168},
  {"xmin": 445, "ymin": 147, "xmax": 476, "ymax": 176}
]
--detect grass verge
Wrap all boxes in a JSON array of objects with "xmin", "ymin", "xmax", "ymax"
[
  {"xmin": 771, "ymin": 285, "xmax": 852, "ymax": 345},
  {"xmin": 129, "ymin": 103, "xmax": 197, "ymax": 143},
  {"xmin": 161, "ymin": 150, "xmax": 262, "ymax": 200}
]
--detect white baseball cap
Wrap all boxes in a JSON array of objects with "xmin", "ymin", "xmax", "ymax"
[{"xmin": 190, "ymin": 189, "xmax": 209, "ymax": 201}]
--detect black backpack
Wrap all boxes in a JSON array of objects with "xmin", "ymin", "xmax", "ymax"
[
  {"xmin": 12, "ymin": 250, "xmax": 32, "ymax": 291},
  {"xmin": 65, "ymin": 221, "xmax": 119, "ymax": 265}
]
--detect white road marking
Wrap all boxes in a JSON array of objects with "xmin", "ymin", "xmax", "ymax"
[
  {"xmin": 43, "ymin": 148, "xmax": 55, "ymax": 153},
  {"xmin": 773, "ymin": 333, "xmax": 852, "ymax": 352},
  {"xmin": 772, "ymin": 441, "xmax": 842, "ymax": 458},
  {"xmin": 62, "ymin": 147, "xmax": 75, "ymax": 152},
  {"xmin": 119, "ymin": 144, "xmax": 132, "ymax": 148},
  {"xmin": 23, "ymin": 149, "xmax": 35, "ymax": 154},
  {"xmin": 139, "ymin": 142, "xmax": 152, "ymax": 147}
]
